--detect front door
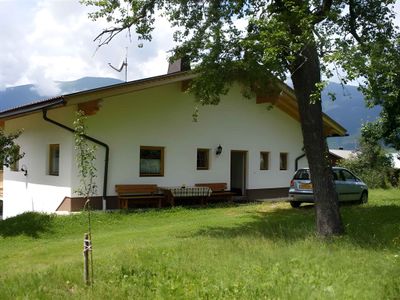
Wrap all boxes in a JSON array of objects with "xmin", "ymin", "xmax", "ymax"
[{"xmin": 230, "ymin": 151, "xmax": 247, "ymax": 196}]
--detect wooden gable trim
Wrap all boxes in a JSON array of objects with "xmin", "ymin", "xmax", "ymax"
[
  {"xmin": 256, "ymin": 94, "xmax": 280, "ymax": 104},
  {"xmin": 77, "ymin": 99, "xmax": 102, "ymax": 116},
  {"xmin": 66, "ymin": 72, "xmax": 196, "ymax": 105}
]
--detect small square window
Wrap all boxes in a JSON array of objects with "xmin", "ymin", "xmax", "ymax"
[
  {"xmin": 260, "ymin": 152, "xmax": 269, "ymax": 170},
  {"xmin": 140, "ymin": 146, "xmax": 164, "ymax": 176},
  {"xmin": 197, "ymin": 149, "xmax": 209, "ymax": 170},
  {"xmin": 280, "ymin": 152, "xmax": 288, "ymax": 170},
  {"xmin": 49, "ymin": 144, "xmax": 60, "ymax": 176}
]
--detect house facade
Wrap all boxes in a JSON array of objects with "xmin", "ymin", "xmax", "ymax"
[{"xmin": 0, "ymin": 70, "xmax": 346, "ymax": 218}]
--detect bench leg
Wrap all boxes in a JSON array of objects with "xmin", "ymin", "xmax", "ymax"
[{"xmin": 120, "ymin": 199, "xmax": 128, "ymax": 209}]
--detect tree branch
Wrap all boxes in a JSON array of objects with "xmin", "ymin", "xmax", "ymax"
[
  {"xmin": 93, "ymin": 26, "xmax": 130, "ymax": 46},
  {"xmin": 93, "ymin": 0, "xmax": 156, "ymax": 47},
  {"xmin": 312, "ymin": 0, "xmax": 333, "ymax": 24},
  {"xmin": 348, "ymin": 0, "xmax": 364, "ymax": 44}
]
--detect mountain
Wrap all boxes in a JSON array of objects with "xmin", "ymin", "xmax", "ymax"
[
  {"xmin": 0, "ymin": 78, "xmax": 379, "ymax": 149},
  {"xmin": 322, "ymin": 82, "xmax": 381, "ymax": 149},
  {"xmin": 0, "ymin": 77, "xmax": 123, "ymax": 111}
]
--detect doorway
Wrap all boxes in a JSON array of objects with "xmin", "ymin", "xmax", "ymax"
[{"xmin": 230, "ymin": 151, "xmax": 247, "ymax": 196}]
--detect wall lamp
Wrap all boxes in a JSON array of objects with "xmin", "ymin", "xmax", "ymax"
[
  {"xmin": 20, "ymin": 164, "xmax": 28, "ymax": 176},
  {"xmin": 216, "ymin": 145, "xmax": 223, "ymax": 156}
]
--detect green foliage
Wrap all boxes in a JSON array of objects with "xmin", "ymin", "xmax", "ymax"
[
  {"xmin": 81, "ymin": 1, "xmax": 398, "ymax": 108},
  {"xmin": 323, "ymin": 1, "xmax": 400, "ymax": 150},
  {"xmin": 0, "ymin": 190, "xmax": 400, "ymax": 298},
  {"xmin": 73, "ymin": 110, "xmax": 97, "ymax": 198},
  {"xmin": 0, "ymin": 212, "xmax": 54, "ymax": 238},
  {"xmin": 0, "ymin": 128, "xmax": 23, "ymax": 168},
  {"xmin": 338, "ymin": 122, "xmax": 395, "ymax": 188}
]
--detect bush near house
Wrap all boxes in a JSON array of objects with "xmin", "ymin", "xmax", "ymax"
[
  {"xmin": 339, "ymin": 123, "xmax": 397, "ymax": 188},
  {"xmin": 0, "ymin": 189, "xmax": 399, "ymax": 298},
  {"xmin": 339, "ymin": 158, "xmax": 396, "ymax": 188}
]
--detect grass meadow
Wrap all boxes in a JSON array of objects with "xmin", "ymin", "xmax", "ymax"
[{"xmin": 0, "ymin": 189, "xmax": 399, "ymax": 299}]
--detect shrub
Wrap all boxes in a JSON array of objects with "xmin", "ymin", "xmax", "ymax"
[{"xmin": 338, "ymin": 123, "xmax": 395, "ymax": 189}]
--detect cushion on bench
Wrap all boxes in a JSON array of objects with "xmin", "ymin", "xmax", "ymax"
[{"xmin": 194, "ymin": 183, "xmax": 235, "ymax": 200}]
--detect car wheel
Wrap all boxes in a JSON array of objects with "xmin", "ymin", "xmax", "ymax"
[
  {"xmin": 290, "ymin": 201, "xmax": 301, "ymax": 208},
  {"xmin": 359, "ymin": 191, "xmax": 368, "ymax": 204}
]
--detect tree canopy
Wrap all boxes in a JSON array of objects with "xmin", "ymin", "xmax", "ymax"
[{"xmin": 82, "ymin": 0, "xmax": 399, "ymax": 236}]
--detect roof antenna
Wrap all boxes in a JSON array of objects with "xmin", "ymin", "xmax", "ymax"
[{"xmin": 108, "ymin": 47, "xmax": 128, "ymax": 82}]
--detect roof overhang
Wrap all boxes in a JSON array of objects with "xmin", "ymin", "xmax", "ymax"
[
  {"xmin": 257, "ymin": 82, "xmax": 347, "ymax": 137},
  {"xmin": 0, "ymin": 97, "xmax": 65, "ymax": 120},
  {"xmin": 0, "ymin": 70, "xmax": 346, "ymax": 136}
]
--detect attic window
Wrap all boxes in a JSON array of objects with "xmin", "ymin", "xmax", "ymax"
[{"xmin": 48, "ymin": 144, "xmax": 60, "ymax": 176}]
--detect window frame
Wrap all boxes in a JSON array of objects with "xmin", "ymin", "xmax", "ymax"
[
  {"xmin": 260, "ymin": 151, "xmax": 270, "ymax": 170},
  {"xmin": 196, "ymin": 148, "xmax": 210, "ymax": 170},
  {"xmin": 279, "ymin": 152, "xmax": 288, "ymax": 171},
  {"xmin": 48, "ymin": 144, "xmax": 60, "ymax": 176},
  {"xmin": 140, "ymin": 146, "xmax": 165, "ymax": 177},
  {"xmin": 9, "ymin": 145, "xmax": 20, "ymax": 172}
]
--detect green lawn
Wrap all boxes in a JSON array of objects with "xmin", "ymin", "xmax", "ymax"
[{"xmin": 0, "ymin": 189, "xmax": 399, "ymax": 299}]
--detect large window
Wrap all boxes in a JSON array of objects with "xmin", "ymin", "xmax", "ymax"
[
  {"xmin": 140, "ymin": 146, "xmax": 164, "ymax": 176},
  {"xmin": 280, "ymin": 152, "xmax": 288, "ymax": 170},
  {"xmin": 260, "ymin": 152, "xmax": 269, "ymax": 170},
  {"xmin": 197, "ymin": 148, "xmax": 210, "ymax": 170},
  {"xmin": 49, "ymin": 144, "xmax": 60, "ymax": 176}
]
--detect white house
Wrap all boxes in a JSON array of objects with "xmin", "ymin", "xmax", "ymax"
[{"xmin": 0, "ymin": 67, "xmax": 346, "ymax": 218}]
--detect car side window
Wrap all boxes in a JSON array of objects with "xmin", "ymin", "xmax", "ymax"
[
  {"xmin": 333, "ymin": 169, "xmax": 344, "ymax": 181},
  {"xmin": 341, "ymin": 170, "xmax": 357, "ymax": 182}
]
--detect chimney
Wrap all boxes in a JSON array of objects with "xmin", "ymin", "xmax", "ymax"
[{"xmin": 167, "ymin": 56, "xmax": 191, "ymax": 74}]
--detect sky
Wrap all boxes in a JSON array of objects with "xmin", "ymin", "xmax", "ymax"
[
  {"xmin": 0, "ymin": 0, "xmax": 399, "ymax": 97},
  {"xmin": 0, "ymin": 0, "xmax": 176, "ymax": 95}
]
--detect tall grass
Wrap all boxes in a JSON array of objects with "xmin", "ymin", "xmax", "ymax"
[{"xmin": 0, "ymin": 189, "xmax": 399, "ymax": 299}]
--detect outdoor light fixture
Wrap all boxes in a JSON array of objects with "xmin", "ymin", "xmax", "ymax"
[
  {"xmin": 216, "ymin": 145, "xmax": 223, "ymax": 156},
  {"xmin": 20, "ymin": 165, "xmax": 28, "ymax": 176}
]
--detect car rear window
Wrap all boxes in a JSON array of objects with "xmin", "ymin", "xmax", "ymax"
[{"xmin": 294, "ymin": 169, "xmax": 310, "ymax": 180}]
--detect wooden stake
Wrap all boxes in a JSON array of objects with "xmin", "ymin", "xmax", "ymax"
[{"xmin": 83, "ymin": 233, "xmax": 90, "ymax": 285}]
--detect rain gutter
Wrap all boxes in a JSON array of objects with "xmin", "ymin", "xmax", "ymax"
[{"xmin": 42, "ymin": 109, "xmax": 109, "ymax": 211}]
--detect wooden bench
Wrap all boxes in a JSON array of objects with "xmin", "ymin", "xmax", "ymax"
[
  {"xmin": 194, "ymin": 183, "xmax": 236, "ymax": 202},
  {"xmin": 115, "ymin": 184, "xmax": 165, "ymax": 209}
]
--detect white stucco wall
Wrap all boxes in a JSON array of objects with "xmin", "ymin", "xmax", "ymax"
[
  {"xmin": 3, "ymin": 81, "xmax": 308, "ymax": 217},
  {"xmin": 3, "ymin": 108, "xmax": 74, "ymax": 218},
  {"xmin": 83, "ymin": 82, "xmax": 305, "ymax": 194}
]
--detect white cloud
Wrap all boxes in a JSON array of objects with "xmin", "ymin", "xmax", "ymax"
[
  {"xmin": 0, "ymin": 0, "xmax": 398, "ymax": 95},
  {"xmin": 29, "ymin": 68, "xmax": 61, "ymax": 97},
  {"xmin": 0, "ymin": 0, "xmax": 175, "ymax": 95}
]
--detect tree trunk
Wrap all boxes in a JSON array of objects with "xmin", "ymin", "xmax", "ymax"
[{"xmin": 291, "ymin": 44, "xmax": 344, "ymax": 236}]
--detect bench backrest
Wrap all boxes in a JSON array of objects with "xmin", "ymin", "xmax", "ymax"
[
  {"xmin": 115, "ymin": 184, "xmax": 158, "ymax": 195},
  {"xmin": 195, "ymin": 183, "xmax": 227, "ymax": 192}
]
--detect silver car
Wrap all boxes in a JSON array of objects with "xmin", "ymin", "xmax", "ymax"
[{"xmin": 288, "ymin": 167, "xmax": 368, "ymax": 208}]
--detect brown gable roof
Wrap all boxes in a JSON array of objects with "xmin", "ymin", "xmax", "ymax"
[{"xmin": 0, "ymin": 70, "xmax": 346, "ymax": 136}]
